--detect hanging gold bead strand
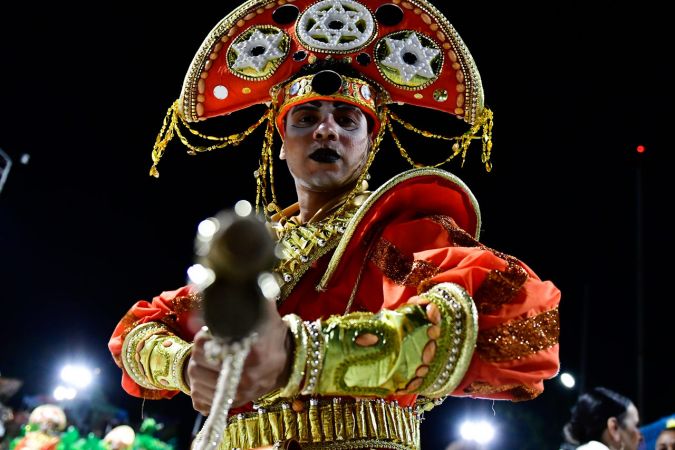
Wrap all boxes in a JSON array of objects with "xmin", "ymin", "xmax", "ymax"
[
  {"xmin": 149, "ymin": 100, "xmax": 180, "ymax": 177},
  {"xmin": 148, "ymin": 100, "xmax": 270, "ymax": 177},
  {"xmin": 385, "ymin": 108, "xmax": 493, "ymax": 170}
]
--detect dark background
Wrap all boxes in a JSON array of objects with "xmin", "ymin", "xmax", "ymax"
[{"xmin": 1, "ymin": 3, "xmax": 672, "ymax": 449}]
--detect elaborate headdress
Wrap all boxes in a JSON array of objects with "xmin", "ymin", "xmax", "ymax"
[{"xmin": 150, "ymin": 0, "xmax": 493, "ymax": 218}]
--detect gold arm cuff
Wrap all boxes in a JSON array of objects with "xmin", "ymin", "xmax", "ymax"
[
  {"xmin": 419, "ymin": 282, "xmax": 478, "ymax": 397},
  {"xmin": 279, "ymin": 314, "xmax": 308, "ymax": 398},
  {"xmin": 142, "ymin": 334, "xmax": 193, "ymax": 393},
  {"xmin": 121, "ymin": 322, "xmax": 170, "ymax": 390},
  {"xmin": 122, "ymin": 321, "xmax": 193, "ymax": 393}
]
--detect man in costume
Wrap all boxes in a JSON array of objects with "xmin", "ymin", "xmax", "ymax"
[{"xmin": 109, "ymin": 1, "xmax": 561, "ymax": 449}]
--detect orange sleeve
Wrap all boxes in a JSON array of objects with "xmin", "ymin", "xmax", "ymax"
[
  {"xmin": 378, "ymin": 215, "xmax": 561, "ymax": 401},
  {"xmin": 108, "ymin": 285, "xmax": 202, "ymax": 399}
]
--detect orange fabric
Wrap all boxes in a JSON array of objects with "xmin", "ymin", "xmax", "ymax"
[
  {"xmin": 108, "ymin": 285, "xmax": 200, "ymax": 399},
  {"xmin": 109, "ymin": 174, "xmax": 560, "ymax": 405}
]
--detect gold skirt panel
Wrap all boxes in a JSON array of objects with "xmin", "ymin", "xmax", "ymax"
[{"xmin": 220, "ymin": 398, "xmax": 420, "ymax": 450}]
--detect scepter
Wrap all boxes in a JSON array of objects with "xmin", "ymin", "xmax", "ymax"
[{"xmin": 187, "ymin": 201, "xmax": 280, "ymax": 450}]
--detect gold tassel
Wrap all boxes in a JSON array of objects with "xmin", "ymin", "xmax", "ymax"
[{"xmin": 149, "ymin": 100, "xmax": 180, "ymax": 178}]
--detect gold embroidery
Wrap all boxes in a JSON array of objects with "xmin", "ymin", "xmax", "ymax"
[
  {"xmin": 476, "ymin": 308, "xmax": 560, "ymax": 362},
  {"xmin": 370, "ymin": 238, "xmax": 440, "ymax": 286},
  {"xmin": 474, "ymin": 262, "xmax": 528, "ymax": 314},
  {"xmin": 170, "ymin": 292, "xmax": 202, "ymax": 314},
  {"xmin": 463, "ymin": 381, "xmax": 541, "ymax": 402},
  {"xmin": 429, "ymin": 214, "xmax": 530, "ymax": 312}
]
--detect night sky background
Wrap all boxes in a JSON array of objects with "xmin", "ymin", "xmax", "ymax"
[{"xmin": 1, "ymin": 3, "xmax": 673, "ymax": 449}]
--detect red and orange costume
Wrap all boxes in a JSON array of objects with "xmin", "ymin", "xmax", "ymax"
[{"xmin": 109, "ymin": 1, "xmax": 561, "ymax": 448}]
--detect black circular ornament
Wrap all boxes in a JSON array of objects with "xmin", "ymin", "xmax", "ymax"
[
  {"xmin": 272, "ymin": 4, "xmax": 300, "ymax": 25},
  {"xmin": 311, "ymin": 70, "xmax": 343, "ymax": 95},
  {"xmin": 375, "ymin": 4, "xmax": 404, "ymax": 27}
]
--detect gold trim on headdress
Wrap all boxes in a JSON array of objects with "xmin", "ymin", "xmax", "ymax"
[{"xmin": 274, "ymin": 73, "xmax": 381, "ymax": 137}]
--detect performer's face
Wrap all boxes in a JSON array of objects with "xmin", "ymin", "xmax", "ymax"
[
  {"xmin": 281, "ymin": 100, "xmax": 371, "ymax": 193},
  {"xmin": 657, "ymin": 430, "xmax": 675, "ymax": 450},
  {"xmin": 612, "ymin": 403, "xmax": 643, "ymax": 450}
]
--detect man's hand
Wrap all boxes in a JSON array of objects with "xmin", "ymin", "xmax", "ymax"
[{"xmin": 185, "ymin": 299, "xmax": 292, "ymax": 415}]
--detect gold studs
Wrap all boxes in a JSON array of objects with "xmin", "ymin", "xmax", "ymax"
[
  {"xmin": 196, "ymin": 103, "xmax": 205, "ymax": 116},
  {"xmin": 421, "ymin": 13, "xmax": 432, "ymax": 25},
  {"xmin": 198, "ymin": 79, "xmax": 205, "ymax": 94},
  {"xmin": 242, "ymin": 87, "xmax": 252, "ymax": 94},
  {"xmin": 414, "ymin": 93, "xmax": 423, "ymax": 99},
  {"xmin": 457, "ymin": 94, "xmax": 465, "ymax": 107}
]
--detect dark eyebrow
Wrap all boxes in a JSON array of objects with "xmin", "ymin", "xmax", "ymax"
[
  {"xmin": 291, "ymin": 101, "xmax": 322, "ymax": 113},
  {"xmin": 290, "ymin": 101, "xmax": 363, "ymax": 114}
]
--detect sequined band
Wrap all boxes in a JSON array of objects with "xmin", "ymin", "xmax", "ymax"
[
  {"xmin": 476, "ymin": 307, "xmax": 560, "ymax": 363},
  {"xmin": 280, "ymin": 314, "xmax": 309, "ymax": 398},
  {"xmin": 473, "ymin": 262, "xmax": 528, "ymax": 314},
  {"xmin": 301, "ymin": 320, "xmax": 326, "ymax": 396},
  {"xmin": 428, "ymin": 214, "xmax": 530, "ymax": 313},
  {"xmin": 463, "ymin": 381, "xmax": 541, "ymax": 402},
  {"xmin": 220, "ymin": 398, "xmax": 420, "ymax": 450},
  {"xmin": 370, "ymin": 238, "xmax": 440, "ymax": 286},
  {"xmin": 418, "ymin": 283, "xmax": 478, "ymax": 398}
]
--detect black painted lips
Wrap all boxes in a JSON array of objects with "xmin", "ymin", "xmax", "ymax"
[{"xmin": 309, "ymin": 148, "xmax": 340, "ymax": 163}]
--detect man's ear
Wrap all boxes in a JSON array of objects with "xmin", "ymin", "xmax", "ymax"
[{"xmin": 279, "ymin": 144, "xmax": 286, "ymax": 160}]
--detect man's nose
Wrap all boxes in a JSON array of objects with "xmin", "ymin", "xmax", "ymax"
[{"xmin": 313, "ymin": 116, "xmax": 338, "ymax": 141}]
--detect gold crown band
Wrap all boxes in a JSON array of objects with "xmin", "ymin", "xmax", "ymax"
[{"xmin": 274, "ymin": 74, "xmax": 381, "ymax": 138}]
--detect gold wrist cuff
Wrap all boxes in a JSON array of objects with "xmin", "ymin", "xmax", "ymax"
[
  {"xmin": 122, "ymin": 321, "xmax": 193, "ymax": 393},
  {"xmin": 143, "ymin": 334, "xmax": 193, "ymax": 393},
  {"xmin": 121, "ymin": 322, "xmax": 170, "ymax": 390},
  {"xmin": 279, "ymin": 314, "xmax": 308, "ymax": 398},
  {"xmin": 419, "ymin": 282, "xmax": 478, "ymax": 397}
]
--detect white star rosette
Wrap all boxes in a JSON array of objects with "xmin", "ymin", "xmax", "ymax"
[
  {"xmin": 375, "ymin": 31, "xmax": 443, "ymax": 89},
  {"xmin": 227, "ymin": 26, "xmax": 290, "ymax": 80},
  {"xmin": 297, "ymin": 0, "xmax": 377, "ymax": 53}
]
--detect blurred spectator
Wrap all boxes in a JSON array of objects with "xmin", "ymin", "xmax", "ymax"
[
  {"xmin": 562, "ymin": 386, "xmax": 643, "ymax": 450},
  {"xmin": 656, "ymin": 418, "xmax": 675, "ymax": 450}
]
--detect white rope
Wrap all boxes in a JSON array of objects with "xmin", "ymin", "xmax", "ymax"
[{"xmin": 192, "ymin": 335, "xmax": 256, "ymax": 450}]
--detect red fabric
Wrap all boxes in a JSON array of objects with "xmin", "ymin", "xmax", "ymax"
[
  {"xmin": 108, "ymin": 285, "xmax": 200, "ymax": 399},
  {"xmin": 109, "ymin": 173, "xmax": 560, "ymax": 405}
]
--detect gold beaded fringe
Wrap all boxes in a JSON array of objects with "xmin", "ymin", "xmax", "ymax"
[{"xmin": 148, "ymin": 100, "xmax": 495, "ymax": 210}]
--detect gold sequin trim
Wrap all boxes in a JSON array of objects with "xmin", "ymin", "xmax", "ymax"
[
  {"xmin": 473, "ymin": 262, "xmax": 528, "ymax": 314},
  {"xmin": 428, "ymin": 214, "xmax": 530, "ymax": 313},
  {"xmin": 370, "ymin": 238, "xmax": 440, "ymax": 286},
  {"xmin": 476, "ymin": 307, "xmax": 560, "ymax": 362},
  {"xmin": 463, "ymin": 381, "xmax": 541, "ymax": 402},
  {"xmin": 170, "ymin": 291, "xmax": 202, "ymax": 314}
]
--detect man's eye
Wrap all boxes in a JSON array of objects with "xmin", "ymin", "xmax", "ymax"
[
  {"xmin": 337, "ymin": 116, "xmax": 356, "ymax": 127},
  {"xmin": 295, "ymin": 115, "xmax": 316, "ymax": 125}
]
